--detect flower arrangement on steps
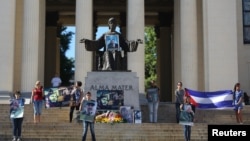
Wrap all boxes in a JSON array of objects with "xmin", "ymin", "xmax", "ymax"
[{"xmin": 95, "ymin": 111, "xmax": 124, "ymax": 124}]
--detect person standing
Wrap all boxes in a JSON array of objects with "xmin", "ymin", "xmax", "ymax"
[
  {"xmin": 79, "ymin": 92, "xmax": 96, "ymax": 141},
  {"xmin": 146, "ymin": 80, "xmax": 160, "ymax": 123},
  {"xmin": 180, "ymin": 95, "xmax": 194, "ymax": 141},
  {"xmin": 175, "ymin": 81, "xmax": 185, "ymax": 123},
  {"xmin": 30, "ymin": 81, "xmax": 44, "ymax": 123},
  {"xmin": 232, "ymin": 82, "xmax": 244, "ymax": 124},
  {"xmin": 69, "ymin": 81, "xmax": 84, "ymax": 123},
  {"xmin": 51, "ymin": 73, "xmax": 62, "ymax": 88},
  {"xmin": 10, "ymin": 91, "xmax": 25, "ymax": 141}
]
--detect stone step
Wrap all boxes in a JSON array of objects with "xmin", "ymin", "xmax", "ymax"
[
  {"xmin": 0, "ymin": 123, "xmax": 208, "ymax": 141},
  {"xmin": 1, "ymin": 103, "xmax": 250, "ymax": 141},
  {"xmin": 2, "ymin": 104, "xmax": 250, "ymax": 124}
]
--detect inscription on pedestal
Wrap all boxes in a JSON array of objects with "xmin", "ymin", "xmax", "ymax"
[{"xmin": 84, "ymin": 72, "xmax": 140, "ymax": 110}]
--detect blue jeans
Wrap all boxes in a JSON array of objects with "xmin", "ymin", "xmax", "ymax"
[
  {"xmin": 11, "ymin": 118, "xmax": 23, "ymax": 138},
  {"xmin": 175, "ymin": 103, "xmax": 181, "ymax": 123},
  {"xmin": 33, "ymin": 100, "xmax": 43, "ymax": 115},
  {"xmin": 148, "ymin": 101, "xmax": 159, "ymax": 123},
  {"xmin": 183, "ymin": 125, "xmax": 191, "ymax": 141},
  {"xmin": 82, "ymin": 121, "xmax": 96, "ymax": 141}
]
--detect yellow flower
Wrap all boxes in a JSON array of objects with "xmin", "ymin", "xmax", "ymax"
[{"xmin": 95, "ymin": 111, "xmax": 124, "ymax": 124}]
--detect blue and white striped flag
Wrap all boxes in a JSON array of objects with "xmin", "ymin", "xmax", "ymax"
[{"xmin": 185, "ymin": 88, "xmax": 234, "ymax": 110}]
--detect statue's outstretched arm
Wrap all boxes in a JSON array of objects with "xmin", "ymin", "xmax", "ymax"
[
  {"xmin": 80, "ymin": 38, "xmax": 87, "ymax": 43},
  {"xmin": 126, "ymin": 39, "xmax": 143, "ymax": 52},
  {"xmin": 136, "ymin": 39, "xmax": 143, "ymax": 44},
  {"xmin": 80, "ymin": 37, "xmax": 105, "ymax": 51}
]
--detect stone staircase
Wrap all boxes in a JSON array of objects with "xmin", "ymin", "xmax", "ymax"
[{"xmin": 0, "ymin": 103, "xmax": 249, "ymax": 141}]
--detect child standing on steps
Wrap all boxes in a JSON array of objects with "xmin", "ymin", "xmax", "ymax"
[
  {"xmin": 79, "ymin": 92, "xmax": 96, "ymax": 141},
  {"xmin": 179, "ymin": 95, "xmax": 194, "ymax": 141},
  {"xmin": 10, "ymin": 91, "xmax": 25, "ymax": 141},
  {"xmin": 232, "ymin": 82, "xmax": 244, "ymax": 124}
]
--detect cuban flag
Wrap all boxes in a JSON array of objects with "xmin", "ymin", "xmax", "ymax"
[{"xmin": 185, "ymin": 88, "xmax": 234, "ymax": 110}]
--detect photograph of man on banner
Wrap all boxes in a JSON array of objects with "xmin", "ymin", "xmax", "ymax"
[
  {"xmin": 105, "ymin": 35, "xmax": 120, "ymax": 51},
  {"xmin": 80, "ymin": 100, "xmax": 97, "ymax": 122}
]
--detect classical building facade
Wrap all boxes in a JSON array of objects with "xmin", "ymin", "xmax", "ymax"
[{"xmin": 0, "ymin": 0, "xmax": 249, "ymax": 102}]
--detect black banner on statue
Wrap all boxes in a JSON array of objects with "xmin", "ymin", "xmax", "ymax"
[{"xmin": 208, "ymin": 125, "xmax": 250, "ymax": 140}]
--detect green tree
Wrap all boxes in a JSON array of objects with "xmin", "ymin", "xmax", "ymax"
[
  {"xmin": 144, "ymin": 27, "xmax": 157, "ymax": 89},
  {"xmin": 58, "ymin": 26, "xmax": 75, "ymax": 86}
]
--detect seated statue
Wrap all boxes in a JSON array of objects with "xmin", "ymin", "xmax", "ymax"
[{"xmin": 80, "ymin": 17, "xmax": 143, "ymax": 71}]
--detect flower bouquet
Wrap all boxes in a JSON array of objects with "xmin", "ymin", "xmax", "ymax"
[{"xmin": 95, "ymin": 111, "xmax": 124, "ymax": 124}]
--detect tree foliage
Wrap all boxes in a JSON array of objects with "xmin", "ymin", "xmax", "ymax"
[
  {"xmin": 144, "ymin": 27, "xmax": 157, "ymax": 89},
  {"xmin": 58, "ymin": 26, "xmax": 75, "ymax": 86}
]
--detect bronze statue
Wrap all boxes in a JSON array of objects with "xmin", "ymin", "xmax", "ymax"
[{"xmin": 80, "ymin": 17, "xmax": 143, "ymax": 71}]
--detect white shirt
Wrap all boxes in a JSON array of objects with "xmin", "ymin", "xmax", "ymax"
[{"xmin": 51, "ymin": 77, "xmax": 62, "ymax": 87}]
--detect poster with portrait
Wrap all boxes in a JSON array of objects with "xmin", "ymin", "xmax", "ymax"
[
  {"xmin": 105, "ymin": 34, "xmax": 120, "ymax": 51},
  {"xmin": 134, "ymin": 110, "xmax": 142, "ymax": 124},
  {"xmin": 179, "ymin": 111, "xmax": 194, "ymax": 126},
  {"xmin": 10, "ymin": 99, "xmax": 24, "ymax": 118},
  {"xmin": 96, "ymin": 90, "xmax": 124, "ymax": 110},
  {"xmin": 80, "ymin": 100, "xmax": 97, "ymax": 122},
  {"xmin": 120, "ymin": 106, "xmax": 134, "ymax": 123},
  {"xmin": 44, "ymin": 87, "xmax": 72, "ymax": 108}
]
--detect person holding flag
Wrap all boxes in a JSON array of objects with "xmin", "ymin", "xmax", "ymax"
[{"xmin": 232, "ymin": 82, "xmax": 244, "ymax": 124}]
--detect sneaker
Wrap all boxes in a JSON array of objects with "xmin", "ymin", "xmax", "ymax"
[
  {"xmin": 12, "ymin": 137, "xmax": 16, "ymax": 141},
  {"xmin": 16, "ymin": 138, "xmax": 21, "ymax": 141}
]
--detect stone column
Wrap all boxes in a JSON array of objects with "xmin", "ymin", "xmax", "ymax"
[
  {"xmin": 21, "ymin": 0, "xmax": 45, "ymax": 92},
  {"xmin": 44, "ymin": 12, "xmax": 59, "ymax": 88},
  {"xmin": 0, "ymin": 0, "xmax": 16, "ymax": 93},
  {"xmin": 127, "ymin": 0, "xmax": 145, "ymax": 93},
  {"xmin": 180, "ymin": 0, "xmax": 198, "ymax": 89},
  {"xmin": 202, "ymin": 0, "xmax": 238, "ymax": 90},
  {"xmin": 159, "ymin": 27, "xmax": 172, "ymax": 101},
  {"xmin": 173, "ymin": 0, "xmax": 181, "ymax": 91},
  {"xmin": 44, "ymin": 27, "xmax": 59, "ymax": 88},
  {"xmin": 75, "ymin": 0, "xmax": 93, "ymax": 85}
]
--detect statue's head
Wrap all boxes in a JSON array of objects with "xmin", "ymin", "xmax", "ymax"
[{"xmin": 108, "ymin": 17, "xmax": 117, "ymax": 31}]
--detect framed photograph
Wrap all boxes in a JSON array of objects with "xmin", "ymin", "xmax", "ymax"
[
  {"xmin": 80, "ymin": 101, "xmax": 97, "ymax": 122},
  {"xmin": 105, "ymin": 35, "xmax": 120, "ymax": 51},
  {"xmin": 134, "ymin": 110, "xmax": 142, "ymax": 124},
  {"xmin": 120, "ymin": 106, "xmax": 134, "ymax": 123},
  {"xmin": 96, "ymin": 90, "xmax": 124, "ymax": 110}
]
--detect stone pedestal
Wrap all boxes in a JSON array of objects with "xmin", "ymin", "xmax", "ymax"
[{"xmin": 84, "ymin": 71, "xmax": 140, "ymax": 110}]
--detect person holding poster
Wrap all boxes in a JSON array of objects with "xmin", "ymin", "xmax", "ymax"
[
  {"xmin": 146, "ymin": 80, "xmax": 160, "ymax": 123},
  {"xmin": 69, "ymin": 81, "xmax": 84, "ymax": 123},
  {"xmin": 179, "ymin": 95, "xmax": 194, "ymax": 141},
  {"xmin": 10, "ymin": 91, "xmax": 25, "ymax": 141},
  {"xmin": 79, "ymin": 92, "xmax": 97, "ymax": 141}
]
